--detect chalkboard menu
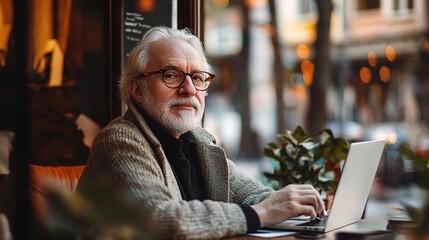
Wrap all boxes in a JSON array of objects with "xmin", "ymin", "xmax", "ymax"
[{"xmin": 123, "ymin": 0, "xmax": 173, "ymax": 66}]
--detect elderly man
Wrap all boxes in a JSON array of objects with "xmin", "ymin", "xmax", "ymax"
[{"xmin": 77, "ymin": 26, "xmax": 325, "ymax": 239}]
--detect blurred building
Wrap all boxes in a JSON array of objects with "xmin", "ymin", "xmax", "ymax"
[
  {"xmin": 204, "ymin": 0, "xmax": 429, "ymax": 160},
  {"xmin": 277, "ymin": 0, "xmax": 428, "ymax": 143}
]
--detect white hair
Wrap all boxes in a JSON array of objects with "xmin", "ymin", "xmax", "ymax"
[{"xmin": 118, "ymin": 26, "xmax": 213, "ymax": 103}]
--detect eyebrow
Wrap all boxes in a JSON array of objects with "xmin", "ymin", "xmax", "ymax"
[
  {"xmin": 162, "ymin": 65, "xmax": 180, "ymax": 70},
  {"xmin": 161, "ymin": 65, "xmax": 208, "ymax": 73}
]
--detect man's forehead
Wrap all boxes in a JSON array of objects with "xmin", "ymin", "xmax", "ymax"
[
  {"xmin": 148, "ymin": 39, "xmax": 205, "ymax": 69},
  {"xmin": 151, "ymin": 38, "xmax": 194, "ymax": 53}
]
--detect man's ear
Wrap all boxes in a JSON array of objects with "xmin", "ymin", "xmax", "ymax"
[{"xmin": 129, "ymin": 79, "xmax": 145, "ymax": 103}]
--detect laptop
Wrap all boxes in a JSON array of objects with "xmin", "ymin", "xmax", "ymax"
[{"xmin": 266, "ymin": 139, "xmax": 386, "ymax": 233}]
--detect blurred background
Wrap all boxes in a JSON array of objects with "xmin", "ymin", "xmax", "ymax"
[
  {"xmin": 0, "ymin": 0, "xmax": 428, "ymax": 238},
  {"xmin": 201, "ymin": 0, "xmax": 429, "ymax": 219}
]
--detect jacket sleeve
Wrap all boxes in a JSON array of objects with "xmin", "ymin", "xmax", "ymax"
[
  {"xmin": 227, "ymin": 159, "xmax": 274, "ymax": 205},
  {"xmin": 77, "ymin": 122, "xmax": 248, "ymax": 240}
]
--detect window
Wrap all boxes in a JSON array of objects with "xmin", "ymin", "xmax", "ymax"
[
  {"xmin": 298, "ymin": 0, "xmax": 316, "ymax": 16},
  {"xmin": 393, "ymin": 0, "xmax": 414, "ymax": 15},
  {"xmin": 357, "ymin": 0, "xmax": 380, "ymax": 11}
]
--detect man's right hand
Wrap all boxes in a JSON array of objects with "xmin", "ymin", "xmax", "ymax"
[{"xmin": 251, "ymin": 184, "xmax": 326, "ymax": 227}]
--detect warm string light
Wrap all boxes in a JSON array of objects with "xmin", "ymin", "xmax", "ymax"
[
  {"xmin": 385, "ymin": 45, "xmax": 396, "ymax": 62},
  {"xmin": 301, "ymin": 60, "xmax": 314, "ymax": 86},
  {"xmin": 137, "ymin": 0, "xmax": 155, "ymax": 12},
  {"xmin": 296, "ymin": 44, "xmax": 313, "ymax": 86},
  {"xmin": 360, "ymin": 67, "xmax": 371, "ymax": 84},
  {"xmin": 296, "ymin": 44, "xmax": 311, "ymax": 59},
  {"xmin": 379, "ymin": 66, "xmax": 391, "ymax": 82},
  {"xmin": 368, "ymin": 51, "xmax": 377, "ymax": 67},
  {"xmin": 360, "ymin": 45, "xmax": 395, "ymax": 84}
]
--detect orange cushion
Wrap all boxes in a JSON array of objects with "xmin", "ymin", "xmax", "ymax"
[{"xmin": 28, "ymin": 164, "xmax": 84, "ymax": 217}]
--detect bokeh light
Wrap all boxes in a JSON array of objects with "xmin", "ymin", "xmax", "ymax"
[
  {"xmin": 379, "ymin": 66, "xmax": 391, "ymax": 83},
  {"xmin": 368, "ymin": 51, "xmax": 377, "ymax": 67},
  {"xmin": 360, "ymin": 67, "xmax": 371, "ymax": 84},
  {"xmin": 297, "ymin": 44, "xmax": 311, "ymax": 59},
  {"xmin": 137, "ymin": 0, "xmax": 155, "ymax": 12},
  {"xmin": 301, "ymin": 60, "xmax": 314, "ymax": 86},
  {"xmin": 385, "ymin": 45, "xmax": 396, "ymax": 62}
]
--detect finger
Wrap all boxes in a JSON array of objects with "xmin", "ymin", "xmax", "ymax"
[
  {"xmin": 297, "ymin": 194, "xmax": 323, "ymax": 217},
  {"xmin": 291, "ymin": 185, "xmax": 319, "ymax": 196},
  {"xmin": 294, "ymin": 188, "xmax": 326, "ymax": 213},
  {"xmin": 299, "ymin": 194, "xmax": 318, "ymax": 207},
  {"xmin": 298, "ymin": 204, "xmax": 318, "ymax": 220},
  {"xmin": 282, "ymin": 184, "xmax": 326, "ymax": 212},
  {"xmin": 293, "ymin": 184, "xmax": 318, "ymax": 190},
  {"xmin": 285, "ymin": 184, "xmax": 313, "ymax": 190}
]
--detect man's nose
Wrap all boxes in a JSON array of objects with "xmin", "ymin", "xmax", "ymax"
[{"xmin": 179, "ymin": 75, "xmax": 197, "ymax": 95}]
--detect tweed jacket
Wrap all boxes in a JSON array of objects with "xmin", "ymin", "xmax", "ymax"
[{"xmin": 77, "ymin": 101, "xmax": 274, "ymax": 239}]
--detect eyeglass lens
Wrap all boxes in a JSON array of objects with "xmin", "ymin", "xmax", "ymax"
[{"xmin": 162, "ymin": 69, "xmax": 211, "ymax": 90}]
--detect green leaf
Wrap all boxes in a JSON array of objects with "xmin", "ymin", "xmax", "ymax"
[
  {"xmin": 266, "ymin": 142, "xmax": 279, "ymax": 149},
  {"xmin": 322, "ymin": 129, "xmax": 334, "ymax": 140},
  {"xmin": 263, "ymin": 148, "xmax": 281, "ymax": 162},
  {"xmin": 263, "ymin": 125, "xmax": 350, "ymax": 195}
]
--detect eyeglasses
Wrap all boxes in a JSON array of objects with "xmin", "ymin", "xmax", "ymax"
[{"xmin": 137, "ymin": 68, "xmax": 215, "ymax": 91}]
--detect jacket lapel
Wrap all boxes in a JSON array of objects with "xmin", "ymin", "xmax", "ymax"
[
  {"xmin": 124, "ymin": 104, "xmax": 183, "ymax": 200},
  {"xmin": 193, "ymin": 129, "xmax": 230, "ymax": 202}
]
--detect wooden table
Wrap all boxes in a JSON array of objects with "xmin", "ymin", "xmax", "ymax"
[{"xmin": 226, "ymin": 216, "xmax": 393, "ymax": 239}]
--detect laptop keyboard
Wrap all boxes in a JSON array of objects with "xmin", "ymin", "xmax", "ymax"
[{"xmin": 298, "ymin": 217, "xmax": 328, "ymax": 227}]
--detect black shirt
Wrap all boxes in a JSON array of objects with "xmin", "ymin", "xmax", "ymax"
[{"xmin": 137, "ymin": 106, "xmax": 260, "ymax": 232}]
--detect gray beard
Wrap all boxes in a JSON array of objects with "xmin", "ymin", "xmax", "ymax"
[{"xmin": 141, "ymin": 91, "xmax": 204, "ymax": 136}]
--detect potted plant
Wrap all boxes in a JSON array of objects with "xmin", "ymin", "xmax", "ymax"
[
  {"xmin": 398, "ymin": 145, "xmax": 429, "ymax": 239},
  {"xmin": 263, "ymin": 126, "xmax": 350, "ymax": 206}
]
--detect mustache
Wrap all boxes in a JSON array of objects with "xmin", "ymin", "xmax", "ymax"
[{"xmin": 167, "ymin": 98, "xmax": 201, "ymax": 109}]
